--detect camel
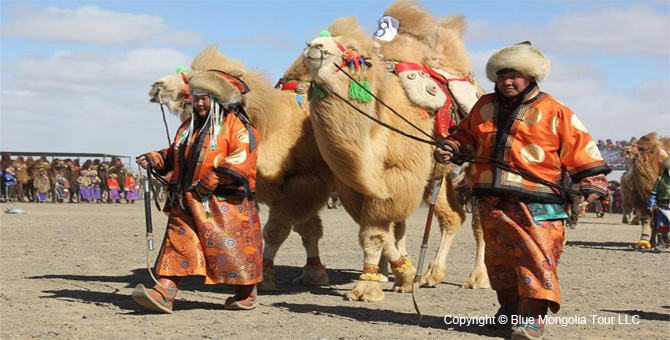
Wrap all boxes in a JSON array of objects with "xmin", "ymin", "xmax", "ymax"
[
  {"xmin": 625, "ymin": 133, "xmax": 669, "ymax": 249},
  {"xmin": 302, "ymin": 13, "xmax": 488, "ymax": 301},
  {"xmin": 148, "ymin": 46, "xmax": 335, "ymax": 291}
]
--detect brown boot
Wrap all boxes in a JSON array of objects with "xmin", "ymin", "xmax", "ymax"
[
  {"xmin": 132, "ymin": 277, "xmax": 182, "ymax": 314},
  {"xmin": 511, "ymin": 298, "xmax": 548, "ymax": 339},
  {"xmin": 487, "ymin": 286, "xmax": 519, "ymax": 329},
  {"xmin": 224, "ymin": 284, "xmax": 258, "ymax": 310}
]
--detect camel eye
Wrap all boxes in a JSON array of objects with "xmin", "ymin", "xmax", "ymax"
[{"xmin": 305, "ymin": 42, "xmax": 311, "ymax": 47}]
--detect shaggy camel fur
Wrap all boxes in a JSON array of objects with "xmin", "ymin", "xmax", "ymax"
[
  {"xmin": 626, "ymin": 133, "xmax": 669, "ymax": 249},
  {"xmin": 302, "ymin": 15, "xmax": 487, "ymax": 301},
  {"xmin": 148, "ymin": 46, "xmax": 334, "ymax": 290},
  {"xmin": 620, "ymin": 146, "xmax": 638, "ymax": 224},
  {"xmin": 374, "ymin": 1, "xmax": 488, "ymax": 289}
]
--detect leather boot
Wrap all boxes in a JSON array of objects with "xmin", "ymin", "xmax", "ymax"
[{"xmin": 132, "ymin": 277, "xmax": 182, "ymax": 314}]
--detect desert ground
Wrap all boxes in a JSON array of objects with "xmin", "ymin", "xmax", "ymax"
[{"xmin": 1, "ymin": 201, "xmax": 668, "ymax": 339}]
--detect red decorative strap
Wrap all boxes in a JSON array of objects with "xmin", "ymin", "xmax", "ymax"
[{"xmin": 395, "ymin": 62, "xmax": 455, "ymax": 138}]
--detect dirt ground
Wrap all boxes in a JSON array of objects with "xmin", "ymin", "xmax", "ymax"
[{"xmin": 1, "ymin": 201, "xmax": 668, "ymax": 339}]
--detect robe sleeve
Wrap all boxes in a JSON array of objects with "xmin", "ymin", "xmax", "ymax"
[
  {"xmin": 555, "ymin": 105, "xmax": 610, "ymax": 184},
  {"xmin": 142, "ymin": 148, "xmax": 173, "ymax": 175},
  {"xmin": 437, "ymin": 101, "xmax": 480, "ymax": 165}
]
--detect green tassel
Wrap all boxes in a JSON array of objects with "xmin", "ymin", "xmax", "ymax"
[
  {"xmin": 361, "ymin": 80, "xmax": 373, "ymax": 103},
  {"xmin": 349, "ymin": 79, "xmax": 358, "ymax": 100},
  {"xmin": 314, "ymin": 82, "xmax": 325, "ymax": 98},
  {"xmin": 308, "ymin": 81, "xmax": 325, "ymax": 100}
]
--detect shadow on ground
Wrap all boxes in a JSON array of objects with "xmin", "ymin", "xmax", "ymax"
[
  {"xmin": 601, "ymin": 309, "xmax": 670, "ymax": 322},
  {"xmin": 565, "ymin": 240, "xmax": 636, "ymax": 252},
  {"xmin": 30, "ymin": 266, "xmax": 362, "ymax": 312}
]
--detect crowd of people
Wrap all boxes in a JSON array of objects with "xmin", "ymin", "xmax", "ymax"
[
  {"xmin": 597, "ymin": 137, "xmax": 638, "ymax": 152},
  {"xmin": 0, "ymin": 154, "xmax": 146, "ymax": 205}
]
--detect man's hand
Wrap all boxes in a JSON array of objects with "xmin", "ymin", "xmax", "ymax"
[
  {"xmin": 136, "ymin": 155, "xmax": 149, "ymax": 169},
  {"xmin": 434, "ymin": 144, "xmax": 455, "ymax": 164}
]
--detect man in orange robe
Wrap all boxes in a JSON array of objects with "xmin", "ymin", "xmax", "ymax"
[
  {"xmin": 435, "ymin": 42, "xmax": 609, "ymax": 339},
  {"xmin": 132, "ymin": 69, "xmax": 262, "ymax": 313}
]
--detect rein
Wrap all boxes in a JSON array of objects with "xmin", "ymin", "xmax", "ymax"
[{"xmin": 155, "ymin": 88, "xmax": 173, "ymax": 146}]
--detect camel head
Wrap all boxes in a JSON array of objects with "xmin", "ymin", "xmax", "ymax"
[
  {"xmin": 303, "ymin": 17, "xmax": 380, "ymax": 86},
  {"xmin": 149, "ymin": 73, "xmax": 192, "ymax": 122},
  {"xmin": 621, "ymin": 146, "xmax": 637, "ymax": 162}
]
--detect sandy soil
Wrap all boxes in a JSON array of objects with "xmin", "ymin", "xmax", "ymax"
[{"xmin": 1, "ymin": 201, "xmax": 668, "ymax": 339}]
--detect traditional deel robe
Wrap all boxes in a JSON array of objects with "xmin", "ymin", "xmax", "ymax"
[
  {"xmin": 144, "ymin": 110, "xmax": 262, "ymax": 285},
  {"xmin": 447, "ymin": 84, "xmax": 610, "ymax": 312},
  {"xmin": 90, "ymin": 174, "xmax": 102, "ymax": 200},
  {"xmin": 35, "ymin": 174, "xmax": 50, "ymax": 202},
  {"xmin": 107, "ymin": 177, "xmax": 120, "ymax": 200},
  {"xmin": 78, "ymin": 174, "xmax": 91, "ymax": 200},
  {"xmin": 124, "ymin": 176, "xmax": 137, "ymax": 200}
]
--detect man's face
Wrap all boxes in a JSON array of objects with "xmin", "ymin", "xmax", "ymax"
[
  {"xmin": 192, "ymin": 94, "xmax": 211, "ymax": 118},
  {"xmin": 496, "ymin": 71, "xmax": 534, "ymax": 98}
]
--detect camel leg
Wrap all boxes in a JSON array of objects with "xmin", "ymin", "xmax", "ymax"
[
  {"xmin": 259, "ymin": 210, "xmax": 293, "ymax": 291},
  {"xmin": 375, "ymin": 221, "xmax": 407, "ymax": 284},
  {"xmin": 419, "ymin": 173, "xmax": 464, "ymax": 287},
  {"xmin": 377, "ymin": 257, "xmax": 390, "ymax": 283},
  {"xmin": 346, "ymin": 225, "xmax": 389, "ymax": 302},
  {"xmin": 635, "ymin": 208, "xmax": 652, "ymax": 250},
  {"xmin": 292, "ymin": 215, "xmax": 328, "ymax": 286},
  {"xmin": 462, "ymin": 203, "xmax": 490, "ymax": 289},
  {"xmin": 385, "ymin": 222, "xmax": 417, "ymax": 293}
]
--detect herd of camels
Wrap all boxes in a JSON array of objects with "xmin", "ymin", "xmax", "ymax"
[{"xmin": 147, "ymin": 0, "xmax": 669, "ymax": 302}]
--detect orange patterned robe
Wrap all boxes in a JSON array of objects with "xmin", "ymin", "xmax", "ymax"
[
  {"xmin": 144, "ymin": 110, "xmax": 262, "ymax": 285},
  {"xmin": 446, "ymin": 84, "xmax": 609, "ymax": 312}
]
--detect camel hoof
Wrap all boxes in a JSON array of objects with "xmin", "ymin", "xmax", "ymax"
[
  {"xmin": 292, "ymin": 266, "xmax": 329, "ymax": 286},
  {"xmin": 346, "ymin": 281, "xmax": 384, "ymax": 302},
  {"xmin": 420, "ymin": 264, "xmax": 446, "ymax": 287},
  {"xmin": 392, "ymin": 266, "xmax": 416, "ymax": 293},
  {"xmin": 258, "ymin": 267, "xmax": 279, "ymax": 292}
]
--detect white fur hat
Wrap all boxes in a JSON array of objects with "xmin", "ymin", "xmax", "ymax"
[{"xmin": 486, "ymin": 42, "xmax": 551, "ymax": 82}]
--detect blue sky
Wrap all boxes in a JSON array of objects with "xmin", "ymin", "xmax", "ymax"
[{"xmin": 1, "ymin": 0, "xmax": 668, "ymax": 163}]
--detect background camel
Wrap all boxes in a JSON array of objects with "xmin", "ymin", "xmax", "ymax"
[
  {"xmin": 620, "ymin": 146, "xmax": 638, "ymax": 224},
  {"xmin": 302, "ymin": 14, "xmax": 487, "ymax": 301},
  {"xmin": 625, "ymin": 132, "xmax": 669, "ymax": 249},
  {"xmin": 148, "ymin": 46, "xmax": 335, "ymax": 291}
]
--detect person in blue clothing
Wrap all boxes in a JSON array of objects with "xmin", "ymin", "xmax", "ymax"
[{"xmin": 3, "ymin": 167, "xmax": 19, "ymax": 202}]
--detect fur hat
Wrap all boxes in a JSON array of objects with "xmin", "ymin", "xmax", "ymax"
[
  {"xmin": 187, "ymin": 70, "xmax": 249, "ymax": 109},
  {"xmin": 486, "ymin": 42, "xmax": 551, "ymax": 82}
]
